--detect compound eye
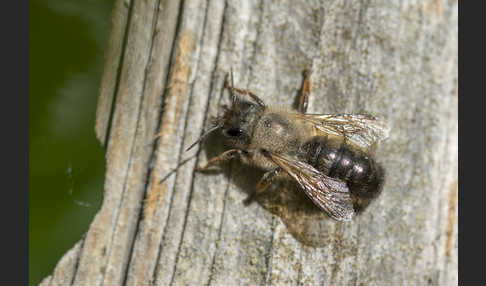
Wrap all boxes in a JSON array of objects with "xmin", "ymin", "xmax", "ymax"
[{"xmin": 225, "ymin": 128, "xmax": 243, "ymax": 138}]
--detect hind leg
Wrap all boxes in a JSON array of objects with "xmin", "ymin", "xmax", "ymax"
[
  {"xmin": 298, "ymin": 68, "xmax": 312, "ymax": 113},
  {"xmin": 255, "ymin": 168, "xmax": 282, "ymax": 195}
]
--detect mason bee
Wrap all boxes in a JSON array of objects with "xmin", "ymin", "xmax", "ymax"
[{"xmin": 190, "ymin": 69, "xmax": 389, "ymax": 222}]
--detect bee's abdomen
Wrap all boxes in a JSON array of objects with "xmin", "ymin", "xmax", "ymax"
[{"xmin": 300, "ymin": 136, "xmax": 384, "ymax": 198}]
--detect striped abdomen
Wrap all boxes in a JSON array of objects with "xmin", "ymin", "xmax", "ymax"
[{"xmin": 299, "ymin": 136, "xmax": 384, "ymax": 198}]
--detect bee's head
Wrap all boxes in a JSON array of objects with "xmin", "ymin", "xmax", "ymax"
[
  {"xmin": 219, "ymin": 99, "xmax": 264, "ymax": 148},
  {"xmin": 186, "ymin": 70, "xmax": 266, "ymax": 151}
]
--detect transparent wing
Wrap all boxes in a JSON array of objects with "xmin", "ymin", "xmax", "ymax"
[
  {"xmin": 295, "ymin": 113, "xmax": 389, "ymax": 150},
  {"xmin": 263, "ymin": 151, "xmax": 354, "ymax": 222}
]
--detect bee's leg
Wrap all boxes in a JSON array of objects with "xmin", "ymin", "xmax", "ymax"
[
  {"xmin": 255, "ymin": 168, "xmax": 282, "ymax": 195},
  {"xmin": 298, "ymin": 67, "xmax": 312, "ymax": 113},
  {"xmin": 195, "ymin": 149, "xmax": 243, "ymax": 172},
  {"xmin": 224, "ymin": 76, "xmax": 266, "ymax": 108}
]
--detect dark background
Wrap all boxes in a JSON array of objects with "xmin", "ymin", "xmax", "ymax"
[{"xmin": 29, "ymin": 0, "xmax": 114, "ymax": 285}]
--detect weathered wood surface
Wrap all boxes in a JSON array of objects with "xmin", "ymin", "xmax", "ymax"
[{"xmin": 41, "ymin": 0, "xmax": 458, "ymax": 285}]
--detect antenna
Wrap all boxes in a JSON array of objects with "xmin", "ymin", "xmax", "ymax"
[
  {"xmin": 185, "ymin": 124, "xmax": 221, "ymax": 152},
  {"xmin": 230, "ymin": 67, "xmax": 237, "ymax": 104}
]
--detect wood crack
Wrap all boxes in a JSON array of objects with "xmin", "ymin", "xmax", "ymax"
[
  {"xmin": 120, "ymin": 0, "xmax": 166, "ymax": 281},
  {"xmin": 101, "ymin": 0, "xmax": 135, "ymax": 147},
  {"xmin": 69, "ymin": 237, "xmax": 86, "ymax": 286},
  {"xmin": 263, "ymin": 216, "xmax": 276, "ymax": 286},
  {"xmin": 206, "ymin": 169, "xmax": 232, "ymax": 286}
]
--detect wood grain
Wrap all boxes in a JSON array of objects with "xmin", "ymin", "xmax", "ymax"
[{"xmin": 41, "ymin": 0, "xmax": 458, "ymax": 285}]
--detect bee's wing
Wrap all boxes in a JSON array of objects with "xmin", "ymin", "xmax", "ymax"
[
  {"xmin": 264, "ymin": 151, "xmax": 354, "ymax": 221},
  {"xmin": 295, "ymin": 113, "xmax": 389, "ymax": 151}
]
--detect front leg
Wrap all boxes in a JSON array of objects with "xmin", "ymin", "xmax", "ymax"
[
  {"xmin": 224, "ymin": 76, "xmax": 266, "ymax": 108},
  {"xmin": 195, "ymin": 149, "xmax": 243, "ymax": 172}
]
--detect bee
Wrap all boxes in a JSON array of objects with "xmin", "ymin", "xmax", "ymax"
[{"xmin": 189, "ymin": 69, "xmax": 389, "ymax": 222}]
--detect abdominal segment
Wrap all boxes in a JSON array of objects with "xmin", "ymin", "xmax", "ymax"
[{"xmin": 299, "ymin": 136, "xmax": 384, "ymax": 198}]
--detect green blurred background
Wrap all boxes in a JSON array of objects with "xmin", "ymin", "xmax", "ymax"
[{"xmin": 30, "ymin": 0, "xmax": 114, "ymax": 285}]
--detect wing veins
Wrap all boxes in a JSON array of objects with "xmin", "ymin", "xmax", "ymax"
[
  {"xmin": 294, "ymin": 113, "xmax": 389, "ymax": 150},
  {"xmin": 267, "ymin": 152, "xmax": 354, "ymax": 221}
]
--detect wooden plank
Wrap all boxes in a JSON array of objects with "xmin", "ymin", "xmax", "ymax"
[
  {"xmin": 42, "ymin": 0, "xmax": 458, "ymax": 285},
  {"xmin": 95, "ymin": 0, "xmax": 131, "ymax": 145},
  {"xmin": 39, "ymin": 240, "xmax": 83, "ymax": 286}
]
